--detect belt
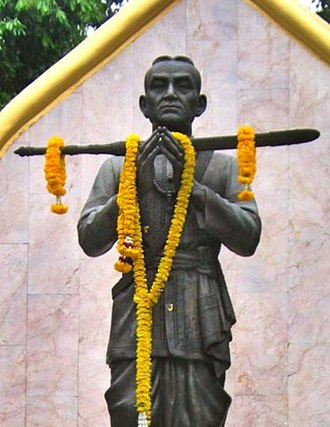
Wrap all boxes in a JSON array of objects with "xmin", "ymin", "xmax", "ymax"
[{"xmin": 112, "ymin": 246, "xmax": 219, "ymax": 299}]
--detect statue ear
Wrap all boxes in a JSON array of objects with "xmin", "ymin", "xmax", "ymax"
[
  {"xmin": 139, "ymin": 95, "xmax": 150, "ymax": 118},
  {"xmin": 195, "ymin": 94, "xmax": 207, "ymax": 117}
]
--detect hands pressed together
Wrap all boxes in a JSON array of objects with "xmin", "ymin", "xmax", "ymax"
[{"xmin": 137, "ymin": 126, "xmax": 184, "ymax": 193}]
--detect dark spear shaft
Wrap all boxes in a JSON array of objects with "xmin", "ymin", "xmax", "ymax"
[{"xmin": 14, "ymin": 128, "xmax": 320, "ymax": 157}]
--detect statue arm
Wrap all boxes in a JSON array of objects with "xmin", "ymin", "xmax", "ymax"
[
  {"xmin": 77, "ymin": 157, "xmax": 122, "ymax": 257},
  {"xmin": 191, "ymin": 155, "xmax": 261, "ymax": 257}
]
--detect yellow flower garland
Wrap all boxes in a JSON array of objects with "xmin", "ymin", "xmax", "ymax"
[
  {"xmin": 237, "ymin": 125, "xmax": 256, "ymax": 201},
  {"xmin": 44, "ymin": 136, "xmax": 68, "ymax": 214},
  {"xmin": 115, "ymin": 134, "xmax": 141, "ymax": 273},
  {"xmin": 115, "ymin": 132, "xmax": 195, "ymax": 424}
]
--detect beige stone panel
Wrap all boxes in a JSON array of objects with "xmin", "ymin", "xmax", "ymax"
[
  {"xmin": 0, "ymin": 244, "xmax": 27, "ymax": 345},
  {"xmin": 78, "ymin": 345, "xmax": 110, "ymax": 427},
  {"xmin": 187, "ymin": 0, "xmax": 238, "ymax": 42},
  {"xmin": 0, "ymin": 134, "xmax": 29, "ymax": 243},
  {"xmin": 79, "ymin": 254, "xmax": 119, "ymax": 347},
  {"xmin": 232, "ymin": 236, "xmax": 289, "ymax": 295},
  {"xmin": 238, "ymin": 31, "xmax": 290, "ymax": 90},
  {"xmin": 28, "ymin": 91, "xmax": 82, "ymax": 146},
  {"xmin": 289, "ymin": 342, "xmax": 330, "ymax": 426},
  {"xmin": 81, "ymin": 55, "xmax": 134, "ymax": 143},
  {"xmin": 290, "ymin": 42, "xmax": 330, "ymax": 128},
  {"xmin": 77, "ymin": 57, "xmax": 133, "ymax": 158},
  {"xmin": 28, "ymin": 193, "xmax": 80, "ymax": 294},
  {"xmin": 225, "ymin": 402, "xmax": 235, "ymax": 427},
  {"xmin": 186, "ymin": 1, "xmax": 239, "ymax": 136},
  {"xmin": 238, "ymin": 88, "xmax": 290, "ymax": 131},
  {"xmin": 238, "ymin": 1, "xmax": 290, "ymax": 91},
  {"xmin": 231, "ymin": 146, "xmax": 290, "ymax": 294},
  {"xmin": 26, "ymin": 395, "xmax": 77, "ymax": 427},
  {"xmin": 233, "ymin": 292, "xmax": 287, "ymax": 395},
  {"xmin": 194, "ymin": 85, "xmax": 238, "ymax": 137},
  {"xmin": 187, "ymin": 40, "xmax": 238, "ymax": 136},
  {"xmin": 0, "ymin": 346, "xmax": 26, "ymax": 427},
  {"xmin": 289, "ymin": 143, "xmax": 329, "ymax": 242},
  {"xmin": 27, "ymin": 294, "xmax": 78, "ymax": 397},
  {"xmin": 289, "ymin": 288, "xmax": 329, "ymax": 344},
  {"xmin": 231, "ymin": 394, "xmax": 288, "ymax": 427},
  {"xmin": 289, "ymin": 237, "xmax": 329, "ymax": 292}
]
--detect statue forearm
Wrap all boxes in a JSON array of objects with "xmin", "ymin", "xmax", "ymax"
[
  {"xmin": 77, "ymin": 157, "xmax": 123, "ymax": 257},
  {"xmin": 78, "ymin": 196, "xmax": 118, "ymax": 257},
  {"xmin": 192, "ymin": 181, "xmax": 261, "ymax": 256}
]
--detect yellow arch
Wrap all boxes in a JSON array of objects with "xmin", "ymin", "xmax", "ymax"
[{"xmin": 0, "ymin": 0, "xmax": 329, "ymax": 158}]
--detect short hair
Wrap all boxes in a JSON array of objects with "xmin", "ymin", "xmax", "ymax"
[{"xmin": 144, "ymin": 55, "xmax": 202, "ymax": 93}]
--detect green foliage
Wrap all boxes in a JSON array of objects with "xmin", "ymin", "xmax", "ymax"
[
  {"xmin": 0, "ymin": 0, "xmax": 125, "ymax": 108},
  {"xmin": 313, "ymin": 0, "xmax": 330, "ymax": 22}
]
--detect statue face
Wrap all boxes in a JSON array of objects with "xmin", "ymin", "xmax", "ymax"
[{"xmin": 140, "ymin": 60, "xmax": 206, "ymax": 135}]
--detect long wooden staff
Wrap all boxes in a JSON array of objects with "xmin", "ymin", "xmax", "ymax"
[{"xmin": 14, "ymin": 128, "xmax": 320, "ymax": 157}]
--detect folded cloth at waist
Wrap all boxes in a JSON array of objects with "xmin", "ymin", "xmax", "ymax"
[{"xmin": 112, "ymin": 246, "xmax": 220, "ymax": 299}]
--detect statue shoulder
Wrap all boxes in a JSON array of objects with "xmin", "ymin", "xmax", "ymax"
[
  {"xmin": 98, "ymin": 155, "xmax": 124, "ymax": 177},
  {"xmin": 209, "ymin": 151, "xmax": 238, "ymax": 171}
]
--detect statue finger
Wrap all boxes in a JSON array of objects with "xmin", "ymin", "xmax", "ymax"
[
  {"xmin": 160, "ymin": 145, "xmax": 183, "ymax": 169},
  {"xmin": 160, "ymin": 128, "xmax": 184, "ymax": 160},
  {"xmin": 139, "ymin": 131, "xmax": 161, "ymax": 161},
  {"xmin": 139, "ymin": 145, "xmax": 161, "ymax": 170}
]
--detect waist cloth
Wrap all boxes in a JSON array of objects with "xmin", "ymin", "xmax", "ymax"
[{"xmin": 107, "ymin": 246, "xmax": 236, "ymax": 376}]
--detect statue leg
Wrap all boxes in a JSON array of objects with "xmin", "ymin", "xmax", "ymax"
[
  {"xmin": 151, "ymin": 358, "xmax": 231, "ymax": 427},
  {"xmin": 105, "ymin": 360, "xmax": 137, "ymax": 427},
  {"xmin": 105, "ymin": 358, "xmax": 231, "ymax": 427}
]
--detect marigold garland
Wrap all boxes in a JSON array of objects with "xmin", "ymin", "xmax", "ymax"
[
  {"xmin": 115, "ymin": 132, "xmax": 196, "ymax": 425},
  {"xmin": 44, "ymin": 136, "xmax": 68, "ymax": 214},
  {"xmin": 115, "ymin": 134, "xmax": 140, "ymax": 272},
  {"xmin": 237, "ymin": 125, "xmax": 256, "ymax": 201}
]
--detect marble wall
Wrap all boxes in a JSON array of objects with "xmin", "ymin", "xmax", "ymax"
[{"xmin": 0, "ymin": 0, "xmax": 329, "ymax": 426}]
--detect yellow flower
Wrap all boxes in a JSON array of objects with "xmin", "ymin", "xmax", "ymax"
[
  {"xmin": 51, "ymin": 203, "xmax": 68, "ymax": 214},
  {"xmin": 44, "ymin": 136, "xmax": 68, "ymax": 214},
  {"xmin": 237, "ymin": 126, "xmax": 256, "ymax": 201}
]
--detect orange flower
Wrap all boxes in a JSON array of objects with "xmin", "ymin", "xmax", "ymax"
[
  {"xmin": 44, "ymin": 136, "xmax": 68, "ymax": 214},
  {"xmin": 237, "ymin": 126, "xmax": 256, "ymax": 201}
]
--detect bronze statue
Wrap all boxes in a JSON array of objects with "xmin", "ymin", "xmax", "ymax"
[{"xmin": 78, "ymin": 55, "xmax": 262, "ymax": 427}]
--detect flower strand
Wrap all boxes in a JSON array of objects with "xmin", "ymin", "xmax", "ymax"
[
  {"xmin": 115, "ymin": 134, "xmax": 140, "ymax": 272},
  {"xmin": 237, "ymin": 125, "xmax": 256, "ymax": 201},
  {"xmin": 44, "ymin": 136, "xmax": 68, "ymax": 214}
]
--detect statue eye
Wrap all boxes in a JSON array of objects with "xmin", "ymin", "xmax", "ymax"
[
  {"xmin": 150, "ymin": 78, "xmax": 166, "ymax": 90},
  {"xmin": 176, "ymin": 79, "xmax": 194, "ymax": 92}
]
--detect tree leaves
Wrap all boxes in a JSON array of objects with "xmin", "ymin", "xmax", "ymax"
[{"xmin": 0, "ymin": 0, "xmax": 126, "ymax": 109}]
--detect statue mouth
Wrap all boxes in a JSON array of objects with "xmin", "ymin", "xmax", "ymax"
[{"xmin": 159, "ymin": 104, "xmax": 182, "ymax": 112}]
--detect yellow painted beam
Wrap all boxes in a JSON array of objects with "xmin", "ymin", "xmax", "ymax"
[
  {"xmin": 247, "ymin": 0, "xmax": 330, "ymax": 65},
  {"xmin": 0, "ymin": 0, "xmax": 181, "ymax": 158}
]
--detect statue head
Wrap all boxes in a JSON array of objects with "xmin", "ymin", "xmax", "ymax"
[{"xmin": 139, "ymin": 55, "xmax": 207, "ymax": 136}]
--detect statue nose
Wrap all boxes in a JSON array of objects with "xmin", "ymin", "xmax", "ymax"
[{"xmin": 164, "ymin": 82, "xmax": 176, "ymax": 98}]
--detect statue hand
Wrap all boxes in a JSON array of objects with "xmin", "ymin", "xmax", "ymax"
[
  {"xmin": 158, "ymin": 127, "xmax": 184, "ymax": 191},
  {"xmin": 137, "ymin": 128, "xmax": 161, "ymax": 192}
]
